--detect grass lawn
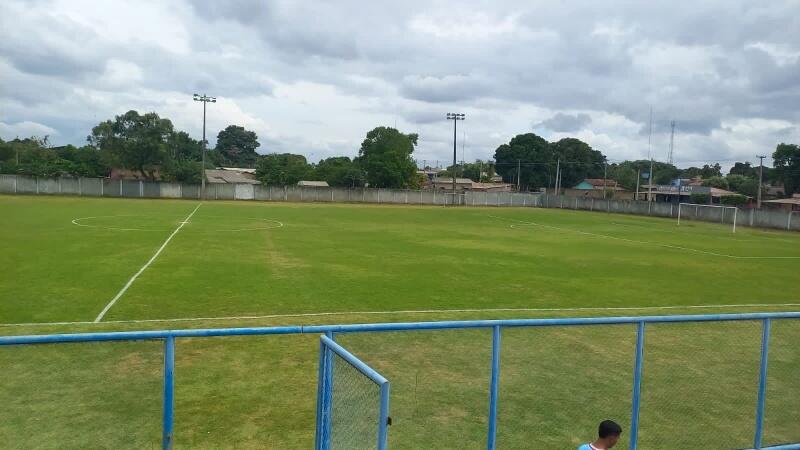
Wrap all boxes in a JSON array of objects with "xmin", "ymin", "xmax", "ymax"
[{"xmin": 0, "ymin": 195, "xmax": 798, "ymax": 448}]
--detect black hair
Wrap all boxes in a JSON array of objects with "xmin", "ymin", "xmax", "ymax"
[{"xmin": 598, "ymin": 420, "xmax": 622, "ymax": 438}]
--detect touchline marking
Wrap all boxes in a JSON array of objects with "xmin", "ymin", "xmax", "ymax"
[
  {"xmin": 93, "ymin": 203, "xmax": 203, "ymax": 323},
  {"xmin": 491, "ymin": 215, "xmax": 800, "ymax": 260},
  {"xmin": 3, "ymin": 303, "xmax": 799, "ymax": 328}
]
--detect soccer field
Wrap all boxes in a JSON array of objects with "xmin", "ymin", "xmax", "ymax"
[{"xmin": 1, "ymin": 195, "xmax": 799, "ymax": 449}]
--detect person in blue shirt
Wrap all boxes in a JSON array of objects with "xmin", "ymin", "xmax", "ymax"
[{"xmin": 578, "ymin": 419, "xmax": 622, "ymax": 450}]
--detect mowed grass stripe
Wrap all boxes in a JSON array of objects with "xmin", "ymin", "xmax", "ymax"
[{"xmin": 2, "ymin": 196, "xmax": 799, "ymax": 324}]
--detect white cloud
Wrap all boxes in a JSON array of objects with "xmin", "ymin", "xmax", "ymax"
[
  {"xmin": 0, "ymin": 0, "xmax": 798, "ymax": 169},
  {"xmin": 0, "ymin": 121, "xmax": 58, "ymax": 139}
]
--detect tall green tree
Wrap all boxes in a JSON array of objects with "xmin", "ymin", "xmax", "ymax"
[
  {"xmin": 548, "ymin": 138, "xmax": 605, "ymax": 187},
  {"xmin": 88, "ymin": 110, "xmax": 173, "ymax": 180},
  {"xmin": 315, "ymin": 156, "xmax": 365, "ymax": 187},
  {"xmin": 494, "ymin": 134, "xmax": 606, "ymax": 190},
  {"xmin": 702, "ymin": 176, "xmax": 729, "ymax": 190},
  {"xmin": 493, "ymin": 133, "xmax": 551, "ymax": 189},
  {"xmin": 681, "ymin": 164, "xmax": 721, "ymax": 179},
  {"xmin": 356, "ymin": 127, "xmax": 418, "ymax": 188},
  {"xmin": 215, "ymin": 125, "xmax": 260, "ymax": 167},
  {"xmin": 167, "ymin": 131, "xmax": 202, "ymax": 161},
  {"xmin": 255, "ymin": 153, "xmax": 313, "ymax": 185},
  {"xmin": 729, "ymin": 162, "xmax": 756, "ymax": 178},
  {"xmin": 773, "ymin": 143, "xmax": 800, "ymax": 196}
]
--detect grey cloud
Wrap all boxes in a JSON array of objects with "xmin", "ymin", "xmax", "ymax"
[
  {"xmin": 535, "ymin": 113, "xmax": 592, "ymax": 132},
  {"xmin": 2, "ymin": 0, "xmax": 799, "ymax": 166}
]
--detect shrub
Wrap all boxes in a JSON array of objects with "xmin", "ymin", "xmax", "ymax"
[
  {"xmin": 720, "ymin": 194, "xmax": 748, "ymax": 206},
  {"xmin": 690, "ymin": 193, "xmax": 710, "ymax": 204}
]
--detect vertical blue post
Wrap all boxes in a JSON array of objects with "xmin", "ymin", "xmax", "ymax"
[
  {"xmin": 754, "ymin": 318, "xmax": 771, "ymax": 450},
  {"xmin": 162, "ymin": 336, "xmax": 176, "ymax": 450},
  {"xmin": 377, "ymin": 382, "xmax": 391, "ymax": 450},
  {"xmin": 629, "ymin": 322, "xmax": 645, "ymax": 450},
  {"xmin": 487, "ymin": 325, "xmax": 502, "ymax": 450},
  {"xmin": 314, "ymin": 337, "xmax": 327, "ymax": 450},
  {"xmin": 321, "ymin": 331, "xmax": 335, "ymax": 450}
]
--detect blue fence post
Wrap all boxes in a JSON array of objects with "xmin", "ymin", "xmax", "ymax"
[
  {"xmin": 162, "ymin": 336, "xmax": 176, "ymax": 450},
  {"xmin": 754, "ymin": 318, "xmax": 771, "ymax": 450},
  {"xmin": 314, "ymin": 337, "xmax": 327, "ymax": 450},
  {"xmin": 321, "ymin": 331, "xmax": 335, "ymax": 450},
  {"xmin": 487, "ymin": 325, "xmax": 501, "ymax": 450},
  {"xmin": 377, "ymin": 381, "xmax": 391, "ymax": 450},
  {"xmin": 629, "ymin": 322, "xmax": 645, "ymax": 450}
]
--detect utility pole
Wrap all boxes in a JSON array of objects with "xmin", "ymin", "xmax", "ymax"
[
  {"xmin": 757, "ymin": 155, "xmax": 766, "ymax": 208},
  {"xmin": 461, "ymin": 130, "xmax": 465, "ymax": 180},
  {"xmin": 603, "ymin": 161, "xmax": 608, "ymax": 199},
  {"xmin": 446, "ymin": 113, "xmax": 465, "ymax": 193},
  {"xmin": 516, "ymin": 159, "xmax": 521, "ymax": 191},
  {"xmin": 647, "ymin": 107, "xmax": 653, "ymax": 202},
  {"xmin": 554, "ymin": 159, "xmax": 560, "ymax": 195},
  {"xmin": 193, "ymin": 94, "xmax": 216, "ymax": 199},
  {"xmin": 635, "ymin": 168, "xmax": 640, "ymax": 201},
  {"xmin": 668, "ymin": 120, "xmax": 676, "ymax": 165}
]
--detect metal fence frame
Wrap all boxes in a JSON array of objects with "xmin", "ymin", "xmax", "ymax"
[
  {"xmin": 1, "ymin": 312, "xmax": 799, "ymax": 450},
  {"xmin": 316, "ymin": 334, "xmax": 390, "ymax": 450}
]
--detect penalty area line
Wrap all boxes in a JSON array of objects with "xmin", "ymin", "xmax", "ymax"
[
  {"xmin": 3, "ymin": 303, "xmax": 799, "ymax": 328},
  {"xmin": 93, "ymin": 203, "xmax": 203, "ymax": 323}
]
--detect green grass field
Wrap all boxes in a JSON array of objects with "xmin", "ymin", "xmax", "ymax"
[{"xmin": 1, "ymin": 195, "xmax": 798, "ymax": 449}]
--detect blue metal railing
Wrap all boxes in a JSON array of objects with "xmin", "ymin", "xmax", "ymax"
[{"xmin": 2, "ymin": 311, "xmax": 800, "ymax": 449}]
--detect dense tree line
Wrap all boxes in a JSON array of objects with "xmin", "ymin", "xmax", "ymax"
[{"xmin": 2, "ymin": 111, "xmax": 798, "ymax": 196}]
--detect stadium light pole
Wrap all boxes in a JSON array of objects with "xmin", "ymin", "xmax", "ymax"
[
  {"xmin": 757, "ymin": 155, "xmax": 766, "ymax": 209},
  {"xmin": 193, "ymin": 94, "xmax": 216, "ymax": 199},
  {"xmin": 446, "ymin": 113, "xmax": 465, "ymax": 193}
]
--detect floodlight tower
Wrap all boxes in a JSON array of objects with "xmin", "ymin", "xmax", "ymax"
[
  {"xmin": 446, "ymin": 113, "xmax": 465, "ymax": 193},
  {"xmin": 193, "ymin": 94, "xmax": 216, "ymax": 199}
]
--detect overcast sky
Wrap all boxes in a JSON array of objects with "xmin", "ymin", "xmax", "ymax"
[{"xmin": 1, "ymin": 0, "xmax": 799, "ymax": 168}]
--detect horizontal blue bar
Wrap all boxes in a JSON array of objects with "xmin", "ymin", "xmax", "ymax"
[
  {"xmin": 0, "ymin": 326, "xmax": 303, "ymax": 346},
  {"xmin": 2, "ymin": 312, "xmax": 800, "ymax": 346},
  {"xmin": 320, "ymin": 335, "xmax": 387, "ymax": 385},
  {"xmin": 747, "ymin": 444, "xmax": 800, "ymax": 450}
]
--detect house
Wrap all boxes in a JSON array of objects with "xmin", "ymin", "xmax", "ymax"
[
  {"xmin": 431, "ymin": 177, "xmax": 474, "ymax": 191},
  {"xmin": 566, "ymin": 178, "xmax": 632, "ymax": 199},
  {"xmin": 205, "ymin": 168, "xmax": 260, "ymax": 184},
  {"xmin": 763, "ymin": 194, "xmax": 800, "ymax": 212},
  {"xmin": 297, "ymin": 180, "xmax": 330, "ymax": 188},
  {"xmin": 639, "ymin": 184, "xmax": 743, "ymax": 204},
  {"xmin": 468, "ymin": 182, "xmax": 514, "ymax": 192}
]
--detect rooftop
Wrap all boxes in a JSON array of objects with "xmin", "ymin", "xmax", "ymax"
[{"xmin": 204, "ymin": 169, "xmax": 260, "ymax": 184}]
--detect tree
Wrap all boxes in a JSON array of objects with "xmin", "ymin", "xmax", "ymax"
[
  {"xmin": 702, "ymin": 176, "xmax": 729, "ymax": 190},
  {"xmin": 773, "ymin": 143, "xmax": 800, "ymax": 196},
  {"xmin": 607, "ymin": 160, "xmax": 679, "ymax": 191},
  {"xmin": 493, "ymin": 133, "xmax": 552, "ymax": 189},
  {"xmin": 255, "ymin": 153, "xmax": 313, "ymax": 185},
  {"xmin": 548, "ymin": 138, "xmax": 605, "ymax": 187},
  {"xmin": 729, "ymin": 162, "xmax": 756, "ymax": 178},
  {"xmin": 215, "ymin": 125, "xmax": 260, "ymax": 167},
  {"xmin": 355, "ymin": 127, "xmax": 418, "ymax": 188},
  {"xmin": 89, "ymin": 110, "xmax": 173, "ymax": 180},
  {"xmin": 682, "ymin": 164, "xmax": 721, "ymax": 179},
  {"xmin": 726, "ymin": 174, "xmax": 760, "ymax": 198},
  {"xmin": 315, "ymin": 156, "xmax": 365, "ymax": 187},
  {"xmin": 167, "ymin": 131, "xmax": 202, "ymax": 162},
  {"xmin": 720, "ymin": 194, "xmax": 748, "ymax": 206}
]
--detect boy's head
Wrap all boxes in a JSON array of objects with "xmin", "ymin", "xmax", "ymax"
[{"xmin": 598, "ymin": 420, "xmax": 623, "ymax": 448}]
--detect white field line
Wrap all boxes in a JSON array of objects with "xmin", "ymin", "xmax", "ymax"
[
  {"xmin": 3, "ymin": 303, "xmax": 800, "ymax": 328},
  {"xmin": 492, "ymin": 216, "xmax": 800, "ymax": 259},
  {"xmin": 93, "ymin": 203, "xmax": 203, "ymax": 323}
]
